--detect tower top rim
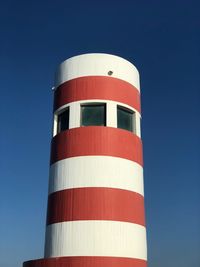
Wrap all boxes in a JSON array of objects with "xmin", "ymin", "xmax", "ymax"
[
  {"xmin": 54, "ymin": 53, "xmax": 140, "ymax": 91},
  {"xmin": 58, "ymin": 53, "xmax": 139, "ymax": 73}
]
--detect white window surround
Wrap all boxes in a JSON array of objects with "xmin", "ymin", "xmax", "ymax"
[{"xmin": 53, "ymin": 100, "xmax": 141, "ymax": 138}]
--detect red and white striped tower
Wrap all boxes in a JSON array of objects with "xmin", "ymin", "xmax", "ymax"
[{"xmin": 23, "ymin": 53, "xmax": 147, "ymax": 267}]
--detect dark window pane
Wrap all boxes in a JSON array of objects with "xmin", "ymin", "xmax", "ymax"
[
  {"xmin": 81, "ymin": 104, "xmax": 106, "ymax": 126},
  {"xmin": 117, "ymin": 106, "xmax": 133, "ymax": 132},
  {"xmin": 57, "ymin": 108, "xmax": 69, "ymax": 133}
]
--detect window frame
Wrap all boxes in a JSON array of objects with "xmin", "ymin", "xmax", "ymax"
[
  {"xmin": 56, "ymin": 106, "xmax": 70, "ymax": 134},
  {"xmin": 117, "ymin": 105, "xmax": 136, "ymax": 133},
  {"xmin": 80, "ymin": 102, "xmax": 107, "ymax": 127}
]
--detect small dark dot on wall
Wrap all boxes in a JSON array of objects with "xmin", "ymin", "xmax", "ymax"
[{"xmin": 108, "ymin": 71, "xmax": 113, "ymax": 76}]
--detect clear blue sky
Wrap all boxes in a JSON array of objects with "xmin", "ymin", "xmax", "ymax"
[{"xmin": 0, "ymin": 1, "xmax": 199, "ymax": 267}]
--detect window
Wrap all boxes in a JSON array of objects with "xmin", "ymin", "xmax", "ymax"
[
  {"xmin": 57, "ymin": 108, "xmax": 69, "ymax": 134},
  {"xmin": 81, "ymin": 103, "xmax": 106, "ymax": 126},
  {"xmin": 117, "ymin": 106, "xmax": 135, "ymax": 132}
]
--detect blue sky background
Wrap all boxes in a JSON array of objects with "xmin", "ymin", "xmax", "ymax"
[{"xmin": 0, "ymin": 1, "xmax": 199, "ymax": 266}]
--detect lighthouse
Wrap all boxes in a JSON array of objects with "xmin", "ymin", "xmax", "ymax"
[{"xmin": 23, "ymin": 53, "xmax": 147, "ymax": 267}]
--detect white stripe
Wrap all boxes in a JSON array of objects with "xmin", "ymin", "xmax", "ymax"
[
  {"xmin": 44, "ymin": 221, "xmax": 147, "ymax": 260},
  {"xmin": 48, "ymin": 156, "xmax": 144, "ymax": 195},
  {"xmin": 54, "ymin": 100, "xmax": 141, "ymax": 137},
  {"xmin": 55, "ymin": 53, "xmax": 140, "ymax": 91}
]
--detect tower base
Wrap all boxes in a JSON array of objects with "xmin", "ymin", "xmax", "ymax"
[{"xmin": 23, "ymin": 256, "xmax": 147, "ymax": 267}]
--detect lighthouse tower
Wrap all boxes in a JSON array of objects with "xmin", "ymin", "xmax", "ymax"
[{"xmin": 23, "ymin": 53, "xmax": 147, "ymax": 267}]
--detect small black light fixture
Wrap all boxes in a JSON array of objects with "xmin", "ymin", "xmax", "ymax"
[{"xmin": 108, "ymin": 70, "xmax": 113, "ymax": 76}]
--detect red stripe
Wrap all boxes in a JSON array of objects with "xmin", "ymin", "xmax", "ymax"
[
  {"xmin": 46, "ymin": 188, "xmax": 145, "ymax": 226},
  {"xmin": 54, "ymin": 76, "xmax": 141, "ymax": 112},
  {"xmin": 23, "ymin": 256, "xmax": 147, "ymax": 267},
  {"xmin": 50, "ymin": 127, "xmax": 143, "ymax": 165}
]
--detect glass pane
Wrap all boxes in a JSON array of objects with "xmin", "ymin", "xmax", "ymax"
[
  {"xmin": 57, "ymin": 108, "xmax": 69, "ymax": 133},
  {"xmin": 81, "ymin": 104, "xmax": 106, "ymax": 126},
  {"xmin": 117, "ymin": 106, "xmax": 133, "ymax": 132}
]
